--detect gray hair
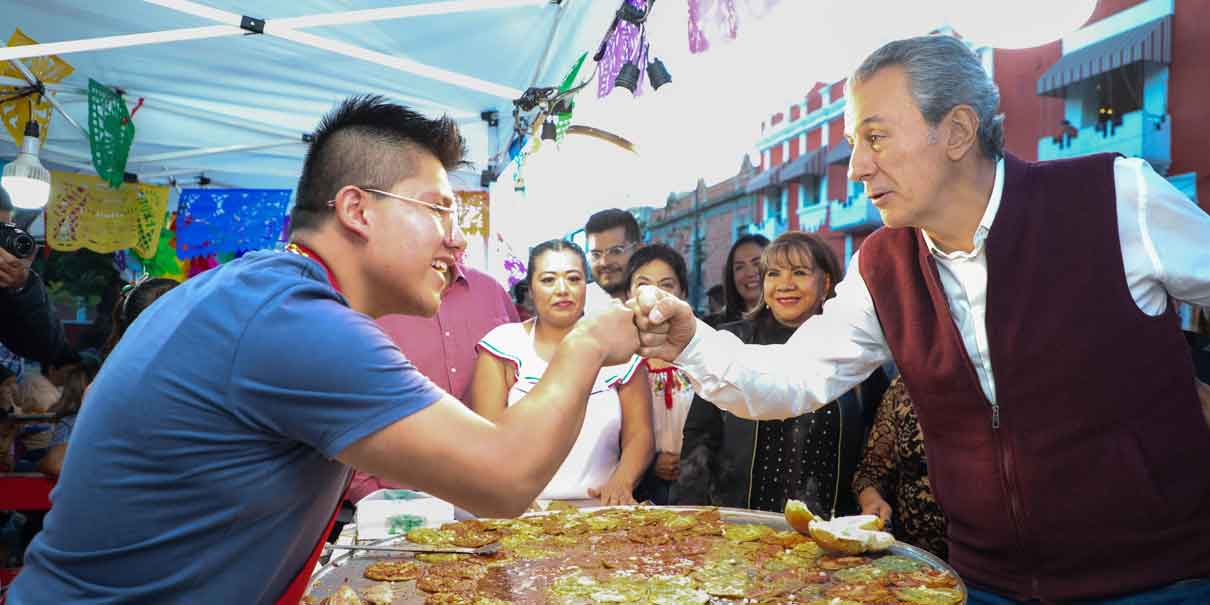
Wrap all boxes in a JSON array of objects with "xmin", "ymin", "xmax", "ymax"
[{"xmin": 850, "ymin": 34, "xmax": 1005, "ymax": 159}]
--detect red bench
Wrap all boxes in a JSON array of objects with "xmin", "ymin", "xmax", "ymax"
[{"xmin": 0, "ymin": 473, "xmax": 55, "ymax": 600}]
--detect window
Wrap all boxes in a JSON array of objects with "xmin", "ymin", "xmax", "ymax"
[
  {"xmin": 765, "ymin": 189, "xmax": 784, "ymax": 222},
  {"xmin": 1082, "ymin": 63, "xmax": 1144, "ymax": 135}
]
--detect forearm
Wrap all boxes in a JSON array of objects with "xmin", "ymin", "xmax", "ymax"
[
  {"xmin": 674, "ymin": 320, "xmax": 879, "ymax": 420},
  {"xmin": 38, "ymin": 444, "xmax": 66, "ymax": 476},
  {"xmin": 612, "ymin": 428, "xmax": 655, "ymax": 490}
]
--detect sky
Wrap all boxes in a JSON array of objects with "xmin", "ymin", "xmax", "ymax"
[{"xmin": 488, "ymin": 0, "xmax": 1098, "ymax": 256}]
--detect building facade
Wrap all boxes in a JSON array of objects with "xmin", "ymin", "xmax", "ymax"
[
  {"xmin": 642, "ymin": 158, "xmax": 757, "ymax": 311},
  {"xmin": 642, "ymin": 0, "xmax": 1208, "ymax": 306}
]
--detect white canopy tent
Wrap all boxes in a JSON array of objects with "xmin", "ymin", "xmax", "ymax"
[{"xmin": 0, "ymin": 0, "xmax": 622, "ymax": 191}]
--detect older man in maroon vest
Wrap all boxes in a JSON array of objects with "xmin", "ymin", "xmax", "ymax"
[{"xmin": 633, "ymin": 34, "xmax": 1210, "ymax": 604}]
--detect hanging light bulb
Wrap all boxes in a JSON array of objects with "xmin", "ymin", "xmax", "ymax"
[
  {"xmin": 614, "ymin": 62, "xmax": 641, "ymax": 94},
  {"xmin": 2, "ymin": 120, "xmax": 52, "ymax": 210},
  {"xmin": 647, "ymin": 58, "xmax": 672, "ymax": 90}
]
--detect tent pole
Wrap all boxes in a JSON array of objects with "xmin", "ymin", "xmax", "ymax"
[
  {"xmin": 527, "ymin": 0, "xmax": 569, "ymax": 88},
  {"xmin": 7, "ymin": 59, "xmax": 90, "ymax": 138},
  {"xmin": 265, "ymin": 28, "xmax": 522, "ymax": 99},
  {"xmin": 273, "ymin": 0, "xmax": 551, "ymax": 29},
  {"xmin": 0, "ymin": 26, "xmax": 245, "ymax": 62},
  {"xmin": 127, "ymin": 139, "xmax": 304, "ymax": 164},
  {"xmin": 145, "ymin": 0, "xmax": 525, "ymax": 99}
]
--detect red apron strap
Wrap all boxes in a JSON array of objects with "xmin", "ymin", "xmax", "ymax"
[
  {"xmin": 276, "ymin": 243, "xmax": 349, "ymax": 604},
  {"xmin": 275, "ymin": 474, "xmax": 351, "ymax": 605}
]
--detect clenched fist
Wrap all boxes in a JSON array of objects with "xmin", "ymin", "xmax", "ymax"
[{"xmin": 629, "ymin": 285, "xmax": 697, "ymax": 362}]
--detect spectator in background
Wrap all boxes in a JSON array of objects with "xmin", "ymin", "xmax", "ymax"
[
  {"xmin": 100, "ymin": 277, "xmax": 180, "ymax": 361},
  {"xmin": 9, "ymin": 349, "xmax": 88, "ymax": 472},
  {"xmin": 15, "ymin": 352, "xmax": 102, "ymax": 563},
  {"xmin": 626, "ymin": 244, "xmax": 696, "ymax": 505},
  {"xmin": 584, "ymin": 209, "xmax": 640, "ymax": 309},
  {"xmin": 677, "ymin": 232, "xmax": 883, "ymax": 515},
  {"xmin": 0, "ymin": 186, "xmax": 65, "ymax": 366},
  {"xmin": 347, "ymin": 261, "xmax": 519, "ymax": 504},
  {"xmin": 718, "ymin": 234, "xmax": 769, "ymax": 325},
  {"xmin": 12, "ymin": 359, "xmax": 60, "ymax": 417},
  {"xmin": 852, "ymin": 376, "xmax": 948, "ymax": 559},
  {"xmin": 703, "ymin": 284, "xmax": 726, "ymax": 326},
  {"xmin": 512, "ymin": 280, "xmax": 534, "ymax": 322},
  {"xmin": 38, "ymin": 352, "xmax": 102, "ymax": 477},
  {"xmin": 470, "ymin": 239, "xmax": 652, "ymax": 505}
]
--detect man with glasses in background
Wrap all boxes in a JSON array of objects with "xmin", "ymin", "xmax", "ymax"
[
  {"xmin": 584, "ymin": 208, "xmax": 641, "ymax": 311},
  {"xmin": 10, "ymin": 95, "xmax": 640, "ymax": 605}
]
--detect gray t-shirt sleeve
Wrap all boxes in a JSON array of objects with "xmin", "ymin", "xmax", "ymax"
[{"xmin": 229, "ymin": 286, "xmax": 444, "ymax": 459}]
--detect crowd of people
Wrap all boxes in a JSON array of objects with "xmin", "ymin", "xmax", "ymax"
[{"xmin": 1, "ymin": 33, "xmax": 1209, "ymax": 605}]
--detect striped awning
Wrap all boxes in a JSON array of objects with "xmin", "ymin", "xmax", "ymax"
[
  {"xmin": 779, "ymin": 147, "xmax": 827, "ymax": 181},
  {"xmin": 744, "ymin": 166, "xmax": 781, "ymax": 193},
  {"xmin": 825, "ymin": 140, "xmax": 852, "ymax": 165},
  {"xmin": 1037, "ymin": 16, "xmax": 1172, "ymax": 96}
]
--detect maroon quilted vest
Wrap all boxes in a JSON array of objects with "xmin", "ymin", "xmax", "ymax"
[{"xmin": 858, "ymin": 153, "xmax": 1210, "ymax": 601}]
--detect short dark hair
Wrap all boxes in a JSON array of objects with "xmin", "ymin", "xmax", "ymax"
[
  {"xmin": 511, "ymin": 280, "xmax": 529, "ymax": 305},
  {"xmin": 525, "ymin": 239, "xmax": 588, "ymax": 289},
  {"xmin": 0, "ymin": 184, "xmax": 12, "ymax": 212},
  {"xmin": 625, "ymin": 244, "xmax": 688, "ymax": 299},
  {"xmin": 706, "ymin": 284, "xmax": 724, "ymax": 304},
  {"xmin": 584, "ymin": 208, "xmax": 640, "ymax": 243},
  {"xmin": 290, "ymin": 95, "xmax": 468, "ymax": 234},
  {"xmin": 42, "ymin": 348, "xmax": 81, "ymax": 376},
  {"xmin": 722, "ymin": 233, "xmax": 769, "ymax": 323}
]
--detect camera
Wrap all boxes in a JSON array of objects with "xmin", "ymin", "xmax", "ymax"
[{"xmin": 0, "ymin": 223, "xmax": 36, "ymax": 259}]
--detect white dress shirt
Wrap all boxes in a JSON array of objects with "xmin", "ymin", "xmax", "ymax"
[{"xmin": 675, "ymin": 157, "xmax": 1210, "ymax": 420}]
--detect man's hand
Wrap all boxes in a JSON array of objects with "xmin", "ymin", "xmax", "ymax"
[
  {"xmin": 857, "ymin": 486, "xmax": 893, "ymax": 525},
  {"xmin": 653, "ymin": 451, "xmax": 679, "ymax": 481},
  {"xmin": 588, "ymin": 475, "xmax": 638, "ymax": 506},
  {"xmin": 630, "ymin": 285, "xmax": 697, "ymax": 362},
  {"xmin": 0, "ymin": 247, "xmax": 32, "ymax": 291},
  {"xmin": 575, "ymin": 299, "xmax": 640, "ymax": 366}
]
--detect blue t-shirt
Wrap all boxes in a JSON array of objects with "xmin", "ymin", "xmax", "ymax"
[{"xmin": 9, "ymin": 251, "xmax": 442, "ymax": 604}]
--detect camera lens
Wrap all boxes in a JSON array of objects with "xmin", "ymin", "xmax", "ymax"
[
  {"xmin": 11, "ymin": 232, "xmax": 34, "ymax": 258},
  {"xmin": 1, "ymin": 224, "xmax": 36, "ymax": 259}
]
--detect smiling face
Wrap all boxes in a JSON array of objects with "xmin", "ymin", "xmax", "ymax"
[
  {"xmin": 586, "ymin": 226, "xmax": 635, "ymax": 297},
  {"xmin": 362, "ymin": 150, "xmax": 465, "ymax": 318},
  {"xmin": 530, "ymin": 248, "xmax": 588, "ymax": 329},
  {"xmin": 731, "ymin": 242, "xmax": 765, "ymax": 310},
  {"xmin": 845, "ymin": 66, "xmax": 951, "ymax": 230},
  {"xmin": 628, "ymin": 258, "xmax": 685, "ymax": 301},
  {"xmin": 763, "ymin": 249, "xmax": 825, "ymax": 328}
]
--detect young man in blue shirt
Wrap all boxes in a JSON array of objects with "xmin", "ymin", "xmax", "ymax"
[{"xmin": 9, "ymin": 96, "xmax": 639, "ymax": 604}]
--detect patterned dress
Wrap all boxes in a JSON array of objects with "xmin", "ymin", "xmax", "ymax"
[{"xmin": 851, "ymin": 377, "xmax": 948, "ymax": 559}]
